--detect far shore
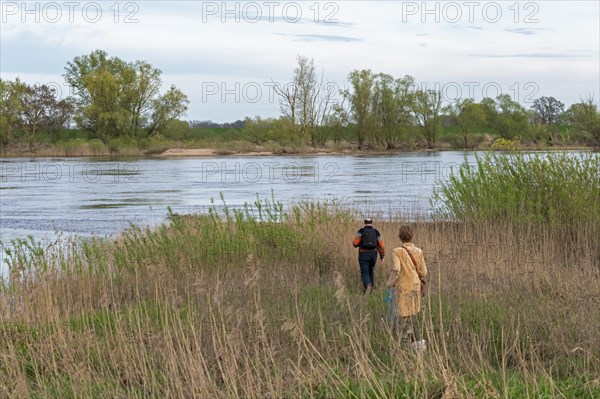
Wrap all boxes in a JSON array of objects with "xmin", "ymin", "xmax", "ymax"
[
  {"xmin": 156, "ymin": 148, "xmax": 347, "ymax": 158},
  {"xmin": 0, "ymin": 145, "xmax": 595, "ymax": 159},
  {"xmin": 158, "ymin": 148, "xmax": 277, "ymax": 157}
]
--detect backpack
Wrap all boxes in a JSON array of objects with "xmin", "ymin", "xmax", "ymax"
[{"xmin": 361, "ymin": 228, "xmax": 378, "ymax": 250}]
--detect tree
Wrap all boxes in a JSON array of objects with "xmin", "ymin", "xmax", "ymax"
[
  {"xmin": 568, "ymin": 97, "xmax": 600, "ymax": 146},
  {"xmin": 531, "ymin": 96, "xmax": 565, "ymax": 125},
  {"xmin": 19, "ymin": 84, "xmax": 74, "ymax": 151},
  {"xmin": 47, "ymin": 98, "xmax": 75, "ymax": 136},
  {"xmin": 0, "ymin": 78, "xmax": 27, "ymax": 148},
  {"xmin": 273, "ymin": 55, "xmax": 335, "ymax": 147},
  {"xmin": 64, "ymin": 50, "xmax": 130, "ymax": 139},
  {"xmin": 450, "ymin": 99, "xmax": 487, "ymax": 148},
  {"xmin": 412, "ymin": 88, "xmax": 443, "ymax": 149},
  {"xmin": 19, "ymin": 84, "xmax": 54, "ymax": 151},
  {"xmin": 372, "ymin": 74, "xmax": 414, "ymax": 150},
  {"xmin": 344, "ymin": 69, "xmax": 375, "ymax": 150},
  {"xmin": 241, "ymin": 116, "xmax": 274, "ymax": 145},
  {"xmin": 64, "ymin": 50, "xmax": 188, "ymax": 142},
  {"xmin": 482, "ymin": 95, "xmax": 529, "ymax": 140},
  {"xmin": 324, "ymin": 99, "xmax": 350, "ymax": 145},
  {"xmin": 128, "ymin": 61, "xmax": 163, "ymax": 137},
  {"xmin": 148, "ymin": 86, "xmax": 189, "ymax": 135}
]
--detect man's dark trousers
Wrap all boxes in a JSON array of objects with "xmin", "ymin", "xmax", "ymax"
[{"xmin": 358, "ymin": 251, "xmax": 378, "ymax": 291}]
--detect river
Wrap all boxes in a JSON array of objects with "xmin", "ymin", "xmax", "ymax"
[{"xmin": 1, "ymin": 151, "xmax": 480, "ymax": 248}]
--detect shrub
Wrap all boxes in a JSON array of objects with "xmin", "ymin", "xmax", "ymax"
[{"xmin": 432, "ymin": 152, "xmax": 600, "ymax": 229}]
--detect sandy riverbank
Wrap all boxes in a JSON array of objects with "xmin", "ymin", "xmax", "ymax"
[
  {"xmin": 155, "ymin": 148, "xmax": 336, "ymax": 157},
  {"xmin": 158, "ymin": 148, "xmax": 278, "ymax": 157}
]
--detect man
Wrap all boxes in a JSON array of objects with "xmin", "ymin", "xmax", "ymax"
[{"xmin": 353, "ymin": 218, "xmax": 385, "ymax": 295}]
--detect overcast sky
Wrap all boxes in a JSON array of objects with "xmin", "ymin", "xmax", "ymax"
[{"xmin": 1, "ymin": 1, "xmax": 599, "ymax": 122}]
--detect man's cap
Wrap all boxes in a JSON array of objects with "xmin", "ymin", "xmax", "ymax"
[{"xmin": 364, "ymin": 218, "xmax": 373, "ymax": 224}]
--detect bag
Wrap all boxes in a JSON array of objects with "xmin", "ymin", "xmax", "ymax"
[
  {"xmin": 402, "ymin": 246, "xmax": 426, "ymax": 297},
  {"xmin": 361, "ymin": 228, "xmax": 378, "ymax": 250}
]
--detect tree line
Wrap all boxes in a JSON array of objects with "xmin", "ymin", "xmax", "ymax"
[
  {"xmin": 1, "ymin": 51, "xmax": 599, "ymax": 152},
  {"xmin": 253, "ymin": 55, "xmax": 600, "ymax": 149}
]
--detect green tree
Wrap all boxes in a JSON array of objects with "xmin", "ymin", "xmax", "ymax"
[
  {"xmin": 148, "ymin": 86, "xmax": 189, "ymax": 135},
  {"xmin": 0, "ymin": 78, "xmax": 27, "ymax": 148},
  {"xmin": 450, "ymin": 99, "xmax": 487, "ymax": 149},
  {"xmin": 568, "ymin": 98, "xmax": 600, "ymax": 146},
  {"xmin": 529, "ymin": 96, "xmax": 565, "ymax": 145},
  {"xmin": 324, "ymin": 100, "xmax": 350, "ymax": 145},
  {"xmin": 19, "ymin": 84, "xmax": 74, "ymax": 151},
  {"xmin": 241, "ymin": 116, "xmax": 274, "ymax": 145},
  {"xmin": 412, "ymin": 88, "xmax": 443, "ymax": 149},
  {"xmin": 482, "ymin": 95, "xmax": 529, "ymax": 140},
  {"xmin": 372, "ymin": 74, "xmax": 414, "ymax": 150},
  {"xmin": 64, "ymin": 50, "xmax": 188, "ymax": 142},
  {"xmin": 531, "ymin": 96, "xmax": 565, "ymax": 125},
  {"xmin": 344, "ymin": 69, "xmax": 375, "ymax": 150},
  {"xmin": 129, "ymin": 61, "xmax": 163, "ymax": 137}
]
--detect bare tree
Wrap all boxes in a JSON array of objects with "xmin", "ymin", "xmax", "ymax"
[{"xmin": 273, "ymin": 55, "xmax": 335, "ymax": 147}]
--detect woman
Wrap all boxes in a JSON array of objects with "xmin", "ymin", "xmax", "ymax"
[{"xmin": 385, "ymin": 225, "xmax": 427, "ymax": 341}]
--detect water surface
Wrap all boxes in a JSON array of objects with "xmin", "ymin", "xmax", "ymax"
[{"xmin": 1, "ymin": 152, "xmax": 476, "ymax": 247}]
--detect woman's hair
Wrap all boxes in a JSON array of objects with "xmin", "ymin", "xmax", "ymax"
[{"xmin": 398, "ymin": 225, "xmax": 413, "ymax": 242}]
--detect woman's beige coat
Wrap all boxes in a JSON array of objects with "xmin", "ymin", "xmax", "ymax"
[{"xmin": 385, "ymin": 242, "xmax": 427, "ymax": 317}]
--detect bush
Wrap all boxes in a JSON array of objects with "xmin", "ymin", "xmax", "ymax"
[
  {"xmin": 432, "ymin": 152, "xmax": 600, "ymax": 229},
  {"xmin": 106, "ymin": 135, "xmax": 138, "ymax": 154},
  {"xmin": 490, "ymin": 137, "xmax": 521, "ymax": 151}
]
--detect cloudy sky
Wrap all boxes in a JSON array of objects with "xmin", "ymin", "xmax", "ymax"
[{"xmin": 1, "ymin": 0, "xmax": 598, "ymax": 122}]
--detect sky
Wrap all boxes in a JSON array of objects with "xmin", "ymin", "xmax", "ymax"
[{"xmin": 1, "ymin": 0, "xmax": 599, "ymax": 122}]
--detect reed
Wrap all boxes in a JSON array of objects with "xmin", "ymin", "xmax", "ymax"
[
  {"xmin": 1, "ymin": 196, "xmax": 598, "ymax": 398},
  {"xmin": 432, "ymin": 151, "xmax": 600, "ymax": 231}
]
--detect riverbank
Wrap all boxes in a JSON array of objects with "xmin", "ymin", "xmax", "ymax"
[
  {"xmin": 1, "ymin": 143, "xmax": 594, "ymax": 158},
  {"xmin": 1, "ymin": 203, "xmax": 598, "ymax": 398}
]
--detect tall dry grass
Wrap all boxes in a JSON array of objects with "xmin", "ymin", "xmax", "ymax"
[{"xmin": 1, "ymin": 199, "xmax": 598, "ymax": 398}]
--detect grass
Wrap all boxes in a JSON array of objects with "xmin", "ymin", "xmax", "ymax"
[
  {"xmin": 1, "ymin": 188, "xmax": 599, "ymax": 398},
  {"xmin": 432, "ymin": 151, "xmax": 600, "ymax": 230}
]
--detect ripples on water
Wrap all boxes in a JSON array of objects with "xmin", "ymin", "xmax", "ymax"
[{"xmin": 0, "ymin": 152, "xmax": 479, "ymax": 247}]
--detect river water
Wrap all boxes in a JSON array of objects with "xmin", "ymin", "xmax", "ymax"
[{"xmin": 1, "ymin": 152, "xmax": 480, "ymax": 248}]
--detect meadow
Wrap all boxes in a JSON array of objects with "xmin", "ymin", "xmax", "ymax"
[{"xmin": 0, "ymin": 153, "xmax": 598, "ymax": 398}]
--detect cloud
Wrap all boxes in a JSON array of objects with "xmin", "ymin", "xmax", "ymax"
[
  {"xmin": 291, "ymin": 34, "xmax": 362, "ymax": 42},
  {"xmin": 505, "ymin": 28, "xmax": 551, "ymax": 36},
  {"xmin": 472, "ymin": 53, "xmax": 591, "ymax": 59},
  {"xmin": 451, "ymin": 26, "xmax": 483, "ymax": 30}
]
